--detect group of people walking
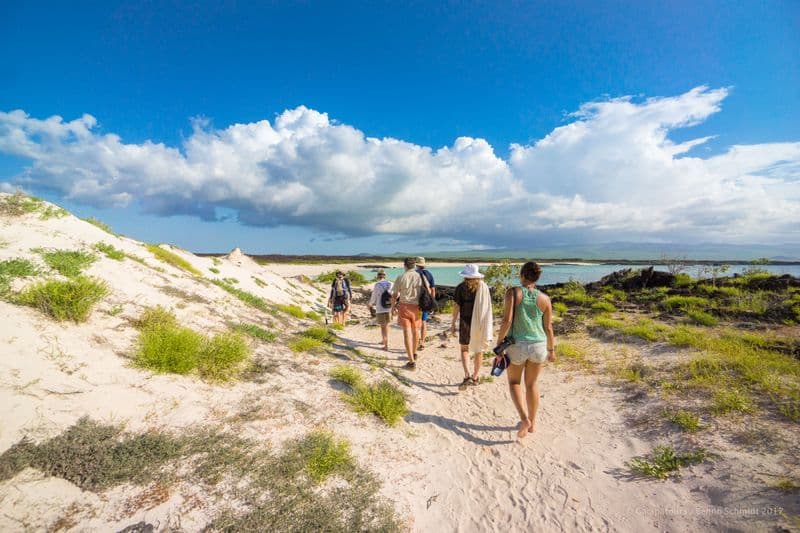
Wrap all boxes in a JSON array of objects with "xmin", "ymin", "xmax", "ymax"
[{"xmin": 365, "ymin": 257, "xmax": 556, "ymax": 439}]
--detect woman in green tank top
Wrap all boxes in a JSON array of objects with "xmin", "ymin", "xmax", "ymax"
[{"xmin": 495, "ymin": 261, "xmax": 556, "ymax": 439}]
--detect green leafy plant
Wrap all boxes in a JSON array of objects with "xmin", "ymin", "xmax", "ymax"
[
  {"xmin": 330, "ymin": 366, "xmax": 408, "ymax": 426},
  {"xmin": 231, "ymin": 322, "xmax": 276, "ymax": 342},
  {"xmin": 687, "ymin": 309, "xmax": 718, "ymax": 326},
  {"xmin": 668, "ymin": 410, "xmax": 702, "ymax": 432},
  {"xmin": 15, "ymin": 276, "xmax": 108, "ymax": 322},
  {"xmin": 145, "ymin": 244, "xmax": 201, "ymax": 276},
  {"xmin": 94, "ymin": 242, "xmax": 125, "ymax": 261},
  {"xmin": 330, "ymin": 365, "xmax": 365, "ymax": 388},
  {"xmin": 209, "ymin": 267, "xmax": 220, "ymax": 274},
  {"xmin": 629, "ymin": 446, "xmax": 709, "ymax": 479},
  {"xmin": 82, "ymin": 216, "xmax": 114, "ymax": 234},
  {"xmin": 0, "ymin": 258, "xmax": 38, "ymax": 280},
  {"xmin": 211, "ymin": 279, "xmax": 271, "ymax": 312},
  {"xmin": 135, "ymin": 307, "xmax": 249, "ymax": 381},
  {"xmin": 38, "ymin": 249, "xmax": 97, "ymax": 277},
  {"xmin": 591, "ymin": 301, "xmax": 616, "ymax": 313}
]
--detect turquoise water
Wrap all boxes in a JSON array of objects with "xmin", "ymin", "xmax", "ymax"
[{"xmin": 358, "ymin": 264, "xmax": 800, "ymax": 286}]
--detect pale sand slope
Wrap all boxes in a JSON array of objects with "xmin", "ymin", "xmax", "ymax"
[
  {"xmin": 336, "ymin": 292, "xmax": 796, "ymax": 532},
  {"xmin": 1, "ymin": 199, "xmax": 794, "ymax": 531}
]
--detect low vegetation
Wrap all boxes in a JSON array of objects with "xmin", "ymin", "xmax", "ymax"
[
  {"xmin": 145, "ymin": 244, "xmax": 201, "ymax": 276},
  {"xmin": 0, "ymin": 258, "xmax": 38, "ymax": 294},
  {"xmin": 329, "ymin": 365, "xmax": 408, "ymax": 426},
  {"xmin": 230, "ymin": 322, "xmax": 276, "ymax": 342},
  {"xmin": 628, "ymin": 445, "xmax": 709, "ymax": 479},
  {"xmin": 37, "ymin": 249, "xmax": 97, "ymax": 277},
  {"xmin": 667, "ymin": 410, "xmax": 702, "ymax": 432},
  {"xmin": 289, "ymin": 327, "xmax": 338, "ymax": 352},
  {"xmin": 94, "ymin": 242, "xmax": 125, "ymax": 261},
  {"xmin": 211, "ymin": 279, "xmax": 271, "ymax": 312},
  {"xmin": 135, "ymin": 307, "xmax": 249, "ymax": 381},
  {"xmin": 0, "ymin": 418, "xmax": 399, "ymax": 531},
  {"xmin": 315, "ymin": 270, "xmax": 368, "ymax": 286},
  {"xmin": 15, "ymin": 277, "xmax": 108, "ymax": 322},
  {"xmin": 0, "ymin": 193, "xmax": 67, "ymax": 219},
  {"xmin": 82, "ymin": 216, "xmax": 114, "ymax": 234}
]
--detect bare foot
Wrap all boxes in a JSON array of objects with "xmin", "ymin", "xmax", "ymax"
[
  {"xmin": 528, "ymin": 419, "xmax": 536, "ymax": 433},
  {"xmin": 517, "ymin": 419, "xmax": 531, "ymax": 438}
]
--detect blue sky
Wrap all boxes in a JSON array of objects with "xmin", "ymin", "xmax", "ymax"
[{"xmin": 1, "ymin": 1, "xmax": 798, "ymax": 255}]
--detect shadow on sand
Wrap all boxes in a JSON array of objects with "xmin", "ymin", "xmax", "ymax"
[{"xmin": 406, "ymin": 411, "xmax": 516, "ymax": 446}]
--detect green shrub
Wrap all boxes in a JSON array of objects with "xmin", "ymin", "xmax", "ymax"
[
  {"xmin": 145, "ymin": 244, "xmax": 201, "ymax": 276},
  {"xmin": 345, "ymin": 380, "xmax": 408, "ymax": 426},
  {"xmin": 330, "ymin": 322, "xmax": 345, "ymax": 331},
  {"xmin": 82, "ymin": 216, "xmax": 114, "ymax": 234},
  {"xmin": 94, "ymin": 242, "xmax": 125, "ymax": 261},
  {"xmin": 591, "ymin": 301, "xmax": 616, "ymax": 313},
  {"xmin": 603, "ymin": 288, "xmax": 627, "ymax": 301},
  {"xmin": 135, "ymin": 307, "xmax": 250, "ymax": 381},
  {"xmin": 561, "ymin": 285, "xmax": 594, "ymax": 306},
  {"xmin": 661, "ymin": 295, "xmax": 710, "ymax": 312},
  {"xmin": 15, "ymin": 277, "xmax": 107, "ymax": 322},
  {"xmin": 315, "ymin": 270, "xmax": 367, "ymax": 286},
  {"xmin": 208, "ymin": 267, "xmax": 220, "ymax": 274},
  {"xmin": 674, "ymin": 273, "xmax": 693, "ymax": 287},
  {"xmin": 629, "ymin": 446, "xmax": 708, "ymax": 479},
  {"xmin": 211, "ymin": 279, "xmax": 270, "ymax": 312},
  {"xmin": 723, "ymin": 291, "xmax": 769, "ymax": 315},
  {"xmin": 687, "ymin": 309, "xmax": 719, "ymax": 326},
  {"xmin": 555, "ymin": 342, "xmax": 592, "ymax": 368},
  {"xmin": 39, "ymin": 249, "xmax": 97, "ymax": 277},
  {"xmin": 276, "ymin": 303, "xmax": 306, "ymax": 319},
  {"xmin": 0, "ymin": 258, "xmax": 38, "ymax": 279},
  {"xmin": 668, "ymin": 410, "xmax": 702, "ymax": 432},
  {"xmin": 711, "ymin": 388, "xmax": 754, "ymax": 414},
  {"xmin": 231, "ymin": 322, "xmax": 276, "ymax": 342},
  {"xmin": 0, "ymin": 193, "xmax": 43, "ymax": 216},
  {"xmin": 196, "ymin": 332, "xmax": 249, "ymax": 381},
  {"xmin": 553, "ymin": 302, "xmax": 568, "ymax": 315},
  {"xmin": 288, "ymin": 431, "xmax": 353, "ymax": 483},
  {"xmin": 330, "ymin": 365, "xmax": 365, "ymax": 388},
  {"xmin": 300, "ymin": 327, "xmax": 337, "ymax": 343},
  {"xmin": 289, "ymin": 337, "xmax": 324, "ymax": 352}
]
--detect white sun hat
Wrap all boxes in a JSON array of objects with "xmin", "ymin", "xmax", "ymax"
[{"xmin": 458, "ymin": 264, "xmax": 484, "ymax": 279}]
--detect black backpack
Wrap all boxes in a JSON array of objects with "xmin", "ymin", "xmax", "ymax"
[
  {"xmin": 417, "ymin": 271, "xmax": 435, "ymax": 312},
  {"xmin": 380, "ymin": 287, "xmax": 391, "ymax": 308}
]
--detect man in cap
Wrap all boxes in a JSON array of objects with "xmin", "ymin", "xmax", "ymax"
[
  {"xmin": 415, "ymin": 256, "xmax": 436, "ymax": 351},
  {"xmin": 368, "ymin": 269, "xmax": 393, "ymax": 350}
]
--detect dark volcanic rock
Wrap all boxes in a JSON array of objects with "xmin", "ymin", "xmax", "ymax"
[{"xmin": 588, "ymin": 266, "xmax": 675, "ymax": 290}]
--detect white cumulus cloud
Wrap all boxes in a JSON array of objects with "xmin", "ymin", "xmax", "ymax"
[{"xmin": 0, "ymin": 86, "xmax": 798, "ymax": 246}]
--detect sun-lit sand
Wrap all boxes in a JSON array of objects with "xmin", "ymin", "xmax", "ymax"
[{"xmin": 0, "ymin": 196, "xmax": 796, "ymax": 532}]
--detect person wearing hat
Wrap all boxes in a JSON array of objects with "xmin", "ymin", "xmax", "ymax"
[
  {"xmin": 368, "ymin": 269, "xmax": 393, "ymax": 350},
  {"xmin": 415, "ymin": 256, "xmax": 436, "ymax": 350},
  {"xmin": 328, "ymin": 270, "xmax": 352, "ymax": 325},
  {"xmin": 449, "ymin": 264, "xmax": 494, "ymax": 390}
]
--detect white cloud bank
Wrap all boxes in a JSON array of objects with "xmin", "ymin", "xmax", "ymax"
[{"xmin": 1, "ymin": 86, "xmax": 798, "ymax": 246}]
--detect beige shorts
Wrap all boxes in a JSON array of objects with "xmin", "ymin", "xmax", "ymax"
[
  {"xmin": 376, "ymin": 312, "xmax": 390, "ymax": 326},
  {"xmin": 508, "ymin": 341, "xmax": 548, "ymax": 365}
]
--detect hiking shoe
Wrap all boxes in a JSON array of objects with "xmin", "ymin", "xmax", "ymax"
[
  {"xmin": 404, "ymin": 361, "xmax": 417, "ymax": 371},
  {"xmin": 458, "ymin": 377, "xmax": 472, "ymax": 391},
  {"xmin": 469, "ymin": 377, "xmax": 479, "ymax": 386},
  {"xmin": 417, "ymin": 343, "xmax": 425, "ymax": 351}
]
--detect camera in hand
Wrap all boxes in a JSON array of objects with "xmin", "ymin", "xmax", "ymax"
[{"xmin": 493, "ymin": 335, "xmax": 515, "ymax": 355}]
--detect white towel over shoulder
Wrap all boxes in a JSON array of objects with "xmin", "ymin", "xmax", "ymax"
[{"xmin": 469, "ymin": 280, "xmax": 494, "ymax": 353}]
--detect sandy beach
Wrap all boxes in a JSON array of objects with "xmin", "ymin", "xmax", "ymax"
[{"xmin": 0, "ymin": 196, "xmax": 797, "ymax": 532}]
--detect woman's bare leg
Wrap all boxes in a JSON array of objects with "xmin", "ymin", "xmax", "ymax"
[
  {"xmin": 459, "ymin": 345, "xmax": 470, "ymax": 377},
  {"xmin": 507, "ymin": 363, "xmax": 530, "ymax": 437},
  {"xmin": 471, "ymin": 352, "xmax": 482, "ymax": 381},
  {"xmin": 524, "ymin": 361, "xmax": 544, "ymax": 433}
]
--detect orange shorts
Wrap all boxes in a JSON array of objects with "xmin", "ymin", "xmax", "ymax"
[{"xmin": 397, "ymin": 303, "xmax": 420, "ymax": 329}]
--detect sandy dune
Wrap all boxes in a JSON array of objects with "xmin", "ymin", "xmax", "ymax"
[{"xmin": 0, "ymin": 198, "xmax": 796, "ymax": 531}]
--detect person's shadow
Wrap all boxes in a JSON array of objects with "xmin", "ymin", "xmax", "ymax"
[
  {"xmin": 399, "ymin": 375, "xmax": 459, "ymax": 397},
  {"xmin": 406, "ymin": 411, "xmax": 516, "ymax": 446}
]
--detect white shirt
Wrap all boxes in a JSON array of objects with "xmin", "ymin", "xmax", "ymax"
[{"xmin": 369, "ymin": 280, "xmax": 393, "ymax": 313}]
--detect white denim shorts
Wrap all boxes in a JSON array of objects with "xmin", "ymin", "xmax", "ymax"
[{"xmin": 508, "ymin": 341, "xmax": 548, "ymax": 365}]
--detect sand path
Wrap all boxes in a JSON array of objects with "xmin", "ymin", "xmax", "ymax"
[{"xmin": 338, "ymin": 304, "xmax": 716, "ymax": 532}]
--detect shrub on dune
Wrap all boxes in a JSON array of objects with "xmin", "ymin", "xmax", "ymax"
[
  {"xmin": 145, "ymin": 244, "xmax": 201, "ymax": 276},
  {"xmin": 135, "ymin": 307, "xmax": 250, "ymax": 381},
  {"xmin": 15, "ymin": 277, "xmax": 108, "ymax": 322},
  {"xmin": 38, "ymin": 249, "xmax": 97, "ymax": 278}
]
